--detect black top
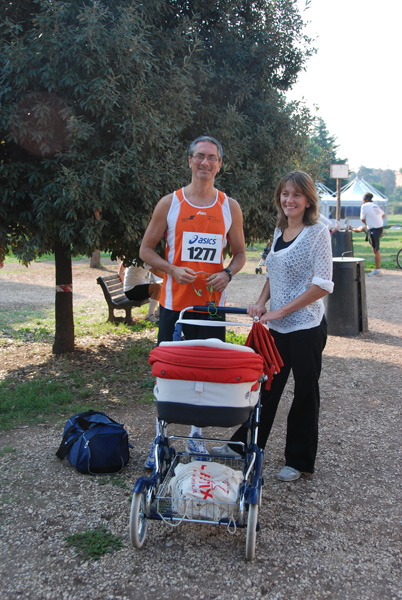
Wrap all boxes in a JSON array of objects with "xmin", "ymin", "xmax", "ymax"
[{"xmin": 274, "ymin": 231, "xmax": 300, "ymax": 251}]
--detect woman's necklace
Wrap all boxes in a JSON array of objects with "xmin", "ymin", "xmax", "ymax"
[{"xmin": 283, "ymin": 225, "xmax": 304, "ymax": 243}]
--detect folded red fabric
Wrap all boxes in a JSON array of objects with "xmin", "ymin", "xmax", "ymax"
[
  {"xmin": 149, "ymin": 345, "xmax": 264, "ymax": 384},
  {"xmin": 245, "ymin": 321, "xmax": 284, "ymax": 389}
]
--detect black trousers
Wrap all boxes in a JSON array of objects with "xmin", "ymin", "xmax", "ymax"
[{"xmin": 231, "ymin": 317, "xmax": 327, "ymax": 473}]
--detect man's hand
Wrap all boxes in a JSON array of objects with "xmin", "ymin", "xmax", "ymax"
[
  {"xmin": 171, "ymin": 265, "xmax": 197, "ymax": 284},
  {"xmin": 206, "ymin": 270, "xmax": 231, "ymax": 292}
]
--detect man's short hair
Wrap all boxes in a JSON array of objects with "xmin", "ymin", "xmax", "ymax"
[
  {"xmin": 188, "ymin": 136, "xmax": 223, "ymax": 161},
  {"xmin": 363, "ymin": 192, "xmax": 373, "ymax": 202}
]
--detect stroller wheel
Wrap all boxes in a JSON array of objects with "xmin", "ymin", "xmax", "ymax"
[
  {"xmin": 129, "ymin": 491, "xmax": 148, "ymax": 548},
  {"xmin": 255, "ymin": 268, "xmax": 262, "ymax": 275},
  {"xmin": 246, "ymin": 504, "xmax": 258, "ymax": 561}
]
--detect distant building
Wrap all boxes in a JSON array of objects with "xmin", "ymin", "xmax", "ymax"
[
  {"xmin": 395, "ymin": 170, "xmax": 402, "ymax": 188},
  {"xmin": 317, "ymin": 178, "xmax": 388, "ymax": 227}
]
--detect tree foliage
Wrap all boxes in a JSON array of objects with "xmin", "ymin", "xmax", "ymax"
[
  {"xmin": 0, "ymin": 0, "xmax": 313, "ymax": 351},
  {"xmin": 295, "ymin": 116, "xmax": 348, "ymax": 191},
  {"xmin": 357, "ymin": 167, "xmax": 396, "ymax": 197},
  {"xmin": 1, "ymin": 0, "xmax": 313, "ymax": 261}
]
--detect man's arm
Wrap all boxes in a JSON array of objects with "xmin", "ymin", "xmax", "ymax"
[
  {"xmin": 226, "ymin": 197, "xmax": 247, "ymax": 274},
  {"xmin": 360, "ymin": 205, "xmax": 366, "ymax": 226},
  {"xmin": 206, "ymin": 197, "xmax": 246, "ymax": 292}
]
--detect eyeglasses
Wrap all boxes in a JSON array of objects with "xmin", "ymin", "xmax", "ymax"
[{"xmin": 191, "ymin": 153, "xmax": 220, "ymax": 163}]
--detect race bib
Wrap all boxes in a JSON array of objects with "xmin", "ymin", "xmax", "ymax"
[{"xmin": 181, "ymin": 231, "xmax": 223, "ymax": 264}]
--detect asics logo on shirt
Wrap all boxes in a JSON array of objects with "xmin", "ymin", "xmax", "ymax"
[{"xmin": 188, "ymin": 234, "xmax": 217, "ymax": 245}]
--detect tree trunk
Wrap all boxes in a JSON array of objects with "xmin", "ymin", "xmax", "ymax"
[
  {"xmin": 52, "ymin": 241, "xmax": 75, "ymax": 354},
  {"xmin": 90, "ymin": 249, "xmax": 101, "ymax": 268}
]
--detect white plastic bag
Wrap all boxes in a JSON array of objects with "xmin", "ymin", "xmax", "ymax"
[{"xmin": 168, "ymin": 461, "xmax": 243, "ymax": 520}]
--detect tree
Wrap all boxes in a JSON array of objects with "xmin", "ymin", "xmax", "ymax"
[
  {"xmin": 388, "ymin": 187, "xmax": 402, "ymax": 215},
  {"xmin": 357, "ymin": 167, "xmax": 395, "ymax": 197},
  {"xmin": 1, "ymin": 0, "xmax": 313, "ymax": 352},
  {"xmin": 295, "ymin": 116, "xmax": 348, "ymax": 190}
]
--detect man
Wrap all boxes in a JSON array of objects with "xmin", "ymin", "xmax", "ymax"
[
  {"xmin": 140, "ymin": 135, "xmax": 246, "ymax": 340},
  {"xmin": 140, "ymin": 135, "xmax": 246, "ymax": 464},
  {"xmin": 360, "ymin": 192, "xmax": 385, "ymax": 276}
]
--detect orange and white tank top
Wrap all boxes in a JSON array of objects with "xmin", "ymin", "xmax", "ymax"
[{"xmin": 160, "ymin": 188, "xmax": 232, "ymax": 311}]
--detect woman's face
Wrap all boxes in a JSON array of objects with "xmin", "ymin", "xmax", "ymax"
[{"xmin": 280, "ymin": 182, "xmax": 310, "ymax": 221}]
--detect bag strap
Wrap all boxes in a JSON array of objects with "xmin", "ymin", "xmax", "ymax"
[
  {"xmin": 56, "ymin": 426, "xmax": 82, "ymax": 460},
  {"xmin": 76, "ymin": 410, "xmax": 120, "ymax": 430}
]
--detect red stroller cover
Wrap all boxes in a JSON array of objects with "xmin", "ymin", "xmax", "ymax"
[
  {"xmin": 244, "ymin": 321, "xmax": 284, "ymax": 390},
  {"xmin": 149, "ymin": 344, "xmax": 264, "ymax": 384}
]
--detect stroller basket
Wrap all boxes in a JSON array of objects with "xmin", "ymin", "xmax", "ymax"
[{"xmin": 155, "ymin": 453, "xmax": 245, "ymax": 523}]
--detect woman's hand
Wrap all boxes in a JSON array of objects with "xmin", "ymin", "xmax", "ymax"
[
  {"xmin": 259, "ymin": 307, "xmax": 287, "ymax": 324},
  {"xmin": 247, "ymin": 303, "xmax": 267, "ymax": 319}
]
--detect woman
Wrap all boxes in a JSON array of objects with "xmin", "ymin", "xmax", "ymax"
[{"xmin": 213, "ymin": 171, "xmax": 334, "ymax": 481}]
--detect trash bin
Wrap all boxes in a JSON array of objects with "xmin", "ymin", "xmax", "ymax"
[
  {"xmin": 331, "ymin": 230, "xmax": 354, "ymax": 258},
  {"xmin": 324, "ymin": 257, "xmax": 368, "ymax": 336}
]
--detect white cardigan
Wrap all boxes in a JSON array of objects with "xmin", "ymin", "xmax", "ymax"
[{"xmin": 266, "ymin": 222, "xmax": 334, "ymax": 333}]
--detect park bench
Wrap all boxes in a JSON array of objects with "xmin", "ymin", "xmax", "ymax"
[{"xmin": 96, "ymin": 274, "xmax": 149, "ymax": 324}]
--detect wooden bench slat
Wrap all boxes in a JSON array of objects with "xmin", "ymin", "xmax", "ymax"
[
  {"xmin": 96, "ymin": 275, "xmax": 149, "ymax": 324},
  {"xmin": 102, "ymin": 274, "xmax": 121, "ymax": 282}
]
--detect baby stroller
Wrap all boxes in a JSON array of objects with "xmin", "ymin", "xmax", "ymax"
[
  {"xmin": 129, "ymin": 306, "xmax": 270, "ymax": 560},
  {"xmin": 255, "ymin": 242, "xmax": 270, "ymax": 275}
]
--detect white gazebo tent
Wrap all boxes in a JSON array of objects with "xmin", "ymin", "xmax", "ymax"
[{"xmin": 318, "ymin": 178, "xmax": 388, "ymax": 227}]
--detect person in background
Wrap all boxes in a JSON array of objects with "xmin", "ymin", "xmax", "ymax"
[
  {"xmin": 139, "ymin": 135, "xmax": 246, "ymax": 466},
  {"xmin": 360, "ymin": 192, "xmax": 385, "ymax": 277},
  {"xmin": 118, "ymin": 261, "xmax": 163, "ymax": 322},
  {"xmin": 212, "ymin": 171, "xmax": 333, "ymax": 482}
]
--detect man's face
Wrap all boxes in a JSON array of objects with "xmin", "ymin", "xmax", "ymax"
[{"xmin": 188, "ymin": 141, "xmax": 222, "ymax": 182}]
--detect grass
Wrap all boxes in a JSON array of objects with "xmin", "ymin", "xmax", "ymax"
[
  {"xmin": 95, "ymin": 475, "xmax": 128, "ymax": 488},
  {"xmin": 65, "ymin": 526, "xmax": 122, "ymax": 561},
  {"xmin": 0, "ymin": 301, "xmax": 158, "ymax": 430},
  {"xmin": 0, "ymin": 446, "xmax": 17, "ymax": 457},
  {"xmin": 3, "ymin": 251, "xmax": 112, "ymax": 264},
  {"xmin": 351, "ymin": 229, "xmax": 402, "ymax": 270},
  {"xmin": 0, "ymin": 377, "xmax": 93, "ymax": 430}
]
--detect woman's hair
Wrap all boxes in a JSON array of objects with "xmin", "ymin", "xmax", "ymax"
[{"xmin": 274, "ymin": 171, "xmax": 320, "ymax": 230}]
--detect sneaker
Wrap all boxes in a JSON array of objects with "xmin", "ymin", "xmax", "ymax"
[
  {"xmin": 143, "ymin": 439, "xmax": 157, "ymax": 469},
  {"xmin": 277, "ymin": 466, "xmax": 301, "ymax": 482},
  {"xmin": 367, "ymin": 269, "xmax": 381, "ymax": 277},
  {"xmin": 185, "ymin": 433, "xmax": 209, "ymax": 460},
  {"xmin": 210, "ymin": 443, "xmax": 242, "ymax": 458}
]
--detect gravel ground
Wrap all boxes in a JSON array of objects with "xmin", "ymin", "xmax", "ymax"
[{"xmin": 0, "ymin": 261, "xmax": 401, "ymax": 600}]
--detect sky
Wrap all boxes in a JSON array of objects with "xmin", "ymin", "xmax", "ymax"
[{"xmin": 287, "ymin": 0, "xmax": 401, "ymax": 173}]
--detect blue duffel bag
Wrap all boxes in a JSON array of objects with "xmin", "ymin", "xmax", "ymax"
[{"xmin": 56, "ymin": 410, "xmax": 132, "ymax": 474}]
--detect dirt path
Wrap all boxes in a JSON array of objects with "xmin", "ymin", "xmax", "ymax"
[{"xmin": 0, "ymin": 259, "xmax": 401, "ymax": 600}]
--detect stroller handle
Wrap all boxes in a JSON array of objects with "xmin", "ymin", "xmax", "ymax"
[
  {"xmin": 173, "ymin": 306, "xmax": 253, "ymax": 341},
  {"xmin": 192, "ymin": 305, "xmax": 248, "ymax": 315}
]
